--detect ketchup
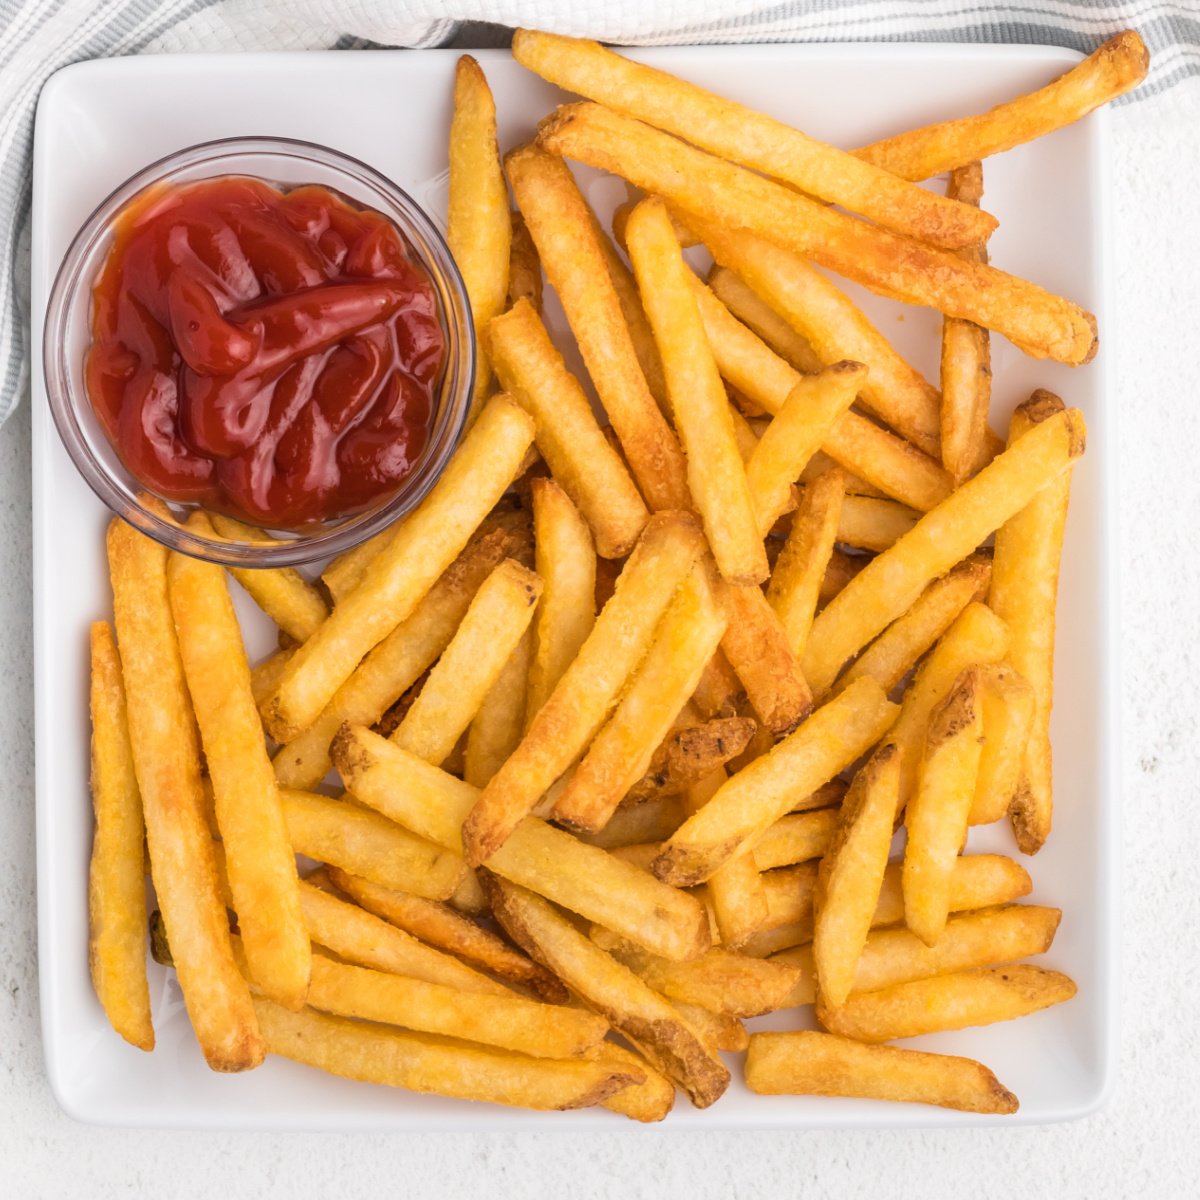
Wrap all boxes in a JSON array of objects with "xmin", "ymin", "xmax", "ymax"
[{"xmin": 85, "ymin": 176, "xmax": 445, "ymax": 527}]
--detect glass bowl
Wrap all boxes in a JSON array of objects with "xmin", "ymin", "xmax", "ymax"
[{"xmin": 43, "ymin": 136, "xmax": 474, "ymax": 568}]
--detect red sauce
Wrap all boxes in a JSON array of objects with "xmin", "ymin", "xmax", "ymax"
[{"xmin": 85, "ymin": 176, "xmax": 445, "ymax": 527}]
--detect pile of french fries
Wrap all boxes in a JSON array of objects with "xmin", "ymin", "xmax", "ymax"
[{"xmin": 85, "ymin": 29, "xmax": 1146, "ymax": 1119}]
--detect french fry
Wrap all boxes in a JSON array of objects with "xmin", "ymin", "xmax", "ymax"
[
  {"xmin": 448, "ymin": 55, "xmax": 512, "ymax": 419},
  {"xmin": 487, "ymin": 878, "xmax": 729, "ymax": 1107},
  {"xmin": 280, "ymin": 787, "xmax": 464, "ymax": 901},
  {"xmin": 297, "ymin": 879, "xmax": 512, "ymax": 997},
  {"xmin": 613, "ymin": 194, "xmax": 699, "ymax": 251},
  {"xmin": 692, "ymin": 274, "xmax": 952, "ymax": 512},
  {"xmin": 801, "ymin": 452, "xmax": 887, "ymax": 500},
  {"xmin": 817, "ymin": 965, "xmax": 1077, "ymax": 1043},
  {"xmin": 539, "ymin": 104, "xmax": 1097, "ymax": 366},
  {"xmin": 654, "ymin": 678, "xmax": 897, "ymax": 885},
  {"xmin": 820, "ymin": 550, "xmax": 868, "ymax": 605},
  {"xmin": 854, "ymin": 30, "xmax": 1149, "ymax": 180},
  {"xmin": 207, "ymin": 513, "xmax": 329, "ymax": 642},
  {"xmin": 263, "ymin": 394, "xmax": 536, "ymax": 742},
  {"xmin": 576, "ymin": 794, "xmax": 687, "ymax": 850},
  {"xmin": 605, "ymin": 842, "xmax": 663, "ymax": 873},
  {"xmin": 554, "ymin": 561, "xmax": 728, "ymax": 831},
  {"xmin": 720, "ymin": 582, "xmax": 813, "ymax": 735},
  {"xmin": 803, "ymin": 407, "xmax": 1085, "ymax": 698},
  {"xmin": 734, "ymin": 862, "xmax": 821, "ymax": 957},
  {"xmin": 706, "ymin": 263, "xmax": 823, "ymax": 374},
  {"xmin": 464, "ymin": 627, "xmax": 535, "ymax": 788},
  {"xmin": 515, "ymin": 31, "xmax": 995, "ymax": 249},
  {"xmin": 250, "ymin": 646, "xmax": 295, "ymax": 709},
  {"xmin": 390, "ymin": 559, "xmax": 542, "ymax": 767},
  {"xmin": 275, "ymin": 526, "xmax": 517, "ymax": 791},
  {"xmin": 320, "ymin": 526, "xmax": 398, "ymax": 606},
  {"xmin": 691, "ymin": 649, "xmax": 744, "ymax": 720},
  {"xmin": 671, "ymin": 1002, "xmax": 749, "ymax": 1054},
  {"xmin": 168, "ymin": 516, "xmax": 310, "ymax": 1011},
  {"xmin": 838, "ymin": 557, "xmax": 991, "ymax": 695},
  {"xmin": 991, "ymin": 391, "xmax": 1076, "ymax": 853},
  {"xmin": 254, "ymin": 999, "xmax": 636, "ymax": 1111},
  {"xmin": 106, "ymin": 515, "xmax": 262, "ymax": 1072},
  {"xmin": 625, "ymin": 199, "xmax": 768, "ymax": 585},
  {"xmin": 507, "ymin": 145, "xmax": 691, "ymax": 512},
  {"xmin": 746, "ymin": 364, "xmax": 864, "ymax": 534},
  {"xmin": 87, "ymin": 621, "xmax": 153, "ymax": 1051},
  {"xmin": 745, "ymin": 1031, "xmax": 1018, "ymax": 1115},
  {"xmin": 489, "ymin": 299, "xmax": 648, "ymax": 558},
  {"xmin": 903, "ymin": 670, "xmax": 985, "ymax": 945},
  {"xmin": 626, "ymin": 715, "xmax": 757, "ymax": 804},
  {"xmin": 754, "ymin": 807, "xmax": 841, "ymax": 872},
  {"xmin": 939, "ymin": 163, "xmax": 994, "ymax": 484},
  {"xmin": 526, "ymin": 477, "xmax": 596, "ymax": 723},
  {"xmin": 326, "ymin": 868, "xmax": 565, "ymax": 1002},
  {"xmin": 332, "ymin": 726, "xmax": 711, "ymax": 961},
  {"xmin": 768, "ymin": 467, "xmax": 844, "ymax": 658},
  {"xmin": 463, "ymin": 512, "xmax": 703, "ymax": 864},
  {"xmin": 507, "ymin": 210, "xmax": 543, "ymax": 311},
  {"xmin": 970, "ymin": 664, "xmax": 1037, "ymax": 826},
  {"xmin": 835, "ymin": 495, "xmax": 919, "ymax": 552},
  {"xmin": 596, "ymin": 1043, "xmax": 677, "ymax": 1122}
]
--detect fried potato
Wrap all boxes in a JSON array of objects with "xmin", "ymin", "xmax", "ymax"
[
  {"xmin": 507, "ymin": 210, "xmax": 543, "ymax": 311},
  {"xmin": 803, "ymin": 407, "xmax": 1085, "ymax": 697},
  {"xmin": 654, "ymin": 678, "xmax": 897, "ymax": 886},
  {"xmin": 106, "ymin": 514, "xmax": 262, "ymax": 1072},
  {"xmin": 800, "ymin": 452, "xmax": 888, "ymax": 500},
  {"xmin": 489, "ymin": 299, "xmax": 648, "ymax": 559},
  {"xmin": 263, "ymin": 394, "xmax": 536, "ymax": 741},
  {"xmin": 691, "ymin": 648, "xmax": 744, "ymax": 720},
  {"xmin": 746, "ymin": 1030, "xmax": 1017, "ymax": 1114},
  {"xmin": 817, "ymin": 964, "xmax": 1077, "ymax": 1043},
  {"xmin": 280, "ymin": 787, "xmax": 464, "ymax": 900},
  {"xmin": 169, "ymin": 517, "xmax": 310, "ymax": 1011},
  {"xmin": 707, "ymin": 264, "xmax": 822, "ymax": 374},
  {"xmin": 465, "ymin": 627, "xmax": 535, "ymax": 788},
  {"xmin": 254, "ymin": 999, "xmax": 636, "ymax": 1111},
  {"xmin": 448, "ymin": 55, "xmax": 512, "ymax": 420},
  {"xmin": 463, "ymin": 511, "xmax": 703, "ymax": 864},
  {"xmin": 671, "ymin": 1002, "xmax": 749, "ymax": 1054},
  {"xmin": 768, "ymin": 466, "xmax": 844, "ymax": 658},
  {"xmin": 320, "ymin": 526, "xmax": 398, "ymax": 606},
  {"xmin": 250, "ymin": 646, "xmax": 295, "ymax": 709},
  {"xmin": 739, "ymin": 808, "xmax": 840, "ymax": 873},
  {"xmin": 516, "ymin": 32, "xmax": 995, "ymax": 250},
  {"xmin": 991, "ymin": 391, "xmax": 1077, "ymax": 853},
  {"xmin": 854, "ymin": 31, "xmax": 1148, "ymax": 180},
  {"xmin": 539, "ymin": 104, "xmax": 1097, "ymax": 365},
  {"xmin": 525, "ymin": 477, "xmax": 596, "ymax": 723},
  {"xmin": 970, "ymin": 663, "xmax": 1037, "ymax": 826},
  {"xmin": 626, "ymin": 716, "xmax": 757, "ymax": 804},
  {"xmin": 835, "ymin": 495, "xmax": 920, "ymax": 553},
  {"xmin": 487, "ymin": 878, "xmax": 729, "ymax": 1107},
  {"xmin": 734, "ymin": 862, "xmax": 821, "ymax": 957},
  {"xmin": 576, "ymin": 793, "xmax": 687, "ymax": 850},
  {"xmin": 626, "ymin": 199, "xmax": 767, "ymax": 585},
  {"xmin": 87, "ymin": 621, "xmax": 153, "ymax": 1051},
  {"xmin": 507, "ymin": 144, "xmax": 691, "ymax": 512},
  {"xmin": 595, "ymin": 1042, "xmax": 677, "ymax": 1122},
  {"xmin": 903, "ymin": 669, "xmax": 985, "ymax": 945},
  {"xmin": 837, "ymin": 557, "xmax": 991, "ymax": 696}
]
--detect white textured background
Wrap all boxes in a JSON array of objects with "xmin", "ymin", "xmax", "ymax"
[{"xmin": 2, "ymin": 77, "xmax": 1198, "ymax": 1200}]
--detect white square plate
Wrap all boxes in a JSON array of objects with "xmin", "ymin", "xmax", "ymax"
[{"xmin": 31, "ymin": 43, "xmax": 1116, "ymax": 1129}]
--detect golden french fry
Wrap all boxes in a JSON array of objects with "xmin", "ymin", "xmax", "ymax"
[
  {"xmin": 903, "ymin": 670, "xmax": 985, "ymax": 945},
  {"xmin": 263, "ymin": 395, "xmax": 536, "ymax": 741},
  {"xmin": 818, "ymin": 965, "xmax": 1077, "ymax": 1043},
  {"xmin": 654, "ymin": 678, "xmax": 897, "ymax": 885},
  {"xmin": 625, "ymin": 716, "xmax": 757, "ymax": 804},
  {"xmin": 169, "ymin": 517, "xmax": 310, "ymax": 1011},
  {"xmin": 463, "ymin": 511, "xmax": 703, "ymax": 864},
  {"xmin": 255, "ymin": 998, "xmax": 636, "ymax": 1109},
  {"xmin": 671, "ymin": 1002, "xmax": 749, "ymax": 1054},
  {"xmin": 516, "ymin": 31, "xmax": 995, "ymax": 249},
  {"xmin": 768, "ymin": 467, "xmax": 844, "ymax": 659},
  {"xmin": 507, "ymin": 145, "xmax": 691, "ymax": 512},
  {"xmin": 331, "ymin": 726, "xmax": 711, "ymax": 961},
  {"xmin": 693, "ymin": 273, "xmax": 952, "ymax": 511},
  {"xmin": 554, "ymin": 561, "xmax": 728, "ymax": 831},
  {"xmin": 991, "ymin": 390, "xmax": 1076, "ymax": 853},
  {"xmin": 539, "ymin": 104, "xmax": 1097, "ymax": 366},
  {"xmin": 106, "ymin": 514, "xmax": 262, "ymax": 1072},
  {"xmin": 280, "ymin": 788, "xmax": 464, "ymax": 901},
  {"xmin": 326, "ymin": 868, "xmax": 566, "ymax": 1002},
  {"xmin": 87, "ymin": 621, "xmax": 153, "ymax": 1051},
  {"xmin": 838, "ymin": 557, "xmax": 991, "ymax": 695},
  {"xmin": 754, "ymin": 807, "xmax": 841, "ymax": 873},
  {"xmin": 854, "ymin": 31, "xmax": 1149, "ymax": 180},
  {"xmin": 464, "ymin": 627, "xmax": 535, "ymax": 788},
  {"xmin": 507, "ymin": 210, "xmax": 543, "ymax": 311},
  {"xmin": 207, "ymin": 513, "xmax": 328, "ymax": 642},
  {"xmin": 320, "ymin": 526, "xmax": 398, "ymax": 607},
  {"xmin": 733, "ymin": 862, "xmax": 820, "ymax": 957},
  {"xmin": 448, "ymin": 55, "xmax": 512, "ymax": 419},
  {"xmin": 596, "ymin": 1042, "xmax": 677, "ymax": 1122},
  {"xmin": 577, "ymin": 794, "xmax": 687, "ymax": 850},
  {"xmin": 708, "ymin": 264, "xmax": 822, "ymax": 374},
  {"xmin": 613, "ymin": 194, "xmax": 699, "ymax": 251},
  {"xmin": 525, "ymin": 477, "xmax": 596, "ymax": 723},
  {"xmin": 800, "ymin": 451, "xmax": 887, "ymax": 500},
  {"xmin": 970, "ymin": 664, "xmax": 1037, "ymax": 826},
  {"xmin": 487, "ymin": 879, "xmax": 729, "ymax": 1107},
  {"xmin": 625, "ymin": 198, "xmax": 767, "ymax": 585},
  {"xmin": 691, "ymin": 649, "xmax": 744, "ymax": 720},
  {"xmin": 747, "ymin": 364, "xmax": 864, "ymax": 534},
  {"xmin": 835, "ymin": 495, "xmax": 919, "ymax": 552},
  {"xmin": 803, "ymin": 407, "xmax": 1085, "ymax": 698},
  {"xmin": 720, "ymin": 582, "xmax": 813, "ymax": 736},
  {"xmin": 250, "ymin": 646, "xmax": 295, "ymax": 709},
  {"xmin": 746, "ymin": 1030, "xmax": 1018, "ymax": 1114},
  {"xmin": 489, "ymin": 299, "xmax": 648, "ymax": 558}
]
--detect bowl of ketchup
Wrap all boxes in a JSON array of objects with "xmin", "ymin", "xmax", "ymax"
[{"xmin": 44, "ymin": 137, "xmax": 475, "ymax": 567}]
